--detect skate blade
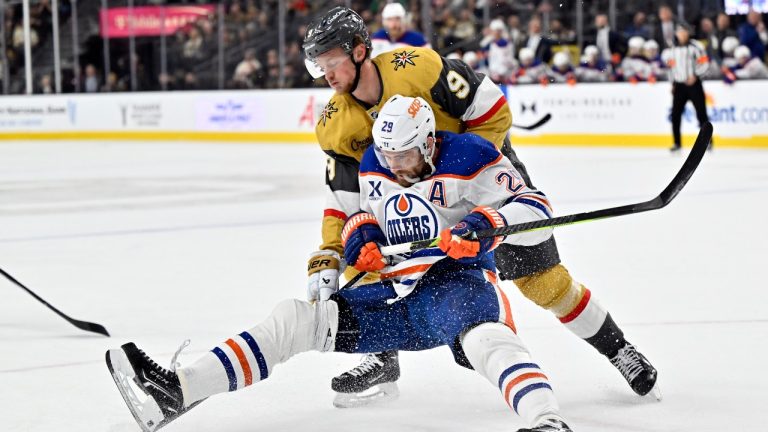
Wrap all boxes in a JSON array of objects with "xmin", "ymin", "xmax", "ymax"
[
  {"xmin": 648, "ymin": 384, "xmax": 663, "ymax": 401},
  {"xmin": 333, "ymin": 382, "xmax": 400, "ymax": 408},
  {"xmin": 106, "ymin": 349, "xmax": 165, "ymax": 432}
]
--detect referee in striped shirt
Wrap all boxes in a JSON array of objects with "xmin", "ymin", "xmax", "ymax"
[{"xmin": 667, "ymin": 23, "xmax": 711, "ymax": 152}]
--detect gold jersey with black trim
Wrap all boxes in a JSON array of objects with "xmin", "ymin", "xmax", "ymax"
[{"xmin": 315, "ymin": 47, "xmax": 513, "ymax": 255}]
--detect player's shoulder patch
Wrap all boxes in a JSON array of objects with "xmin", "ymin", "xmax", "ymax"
[
  {"xmin": 431, "ymin": 131, "xmax": 503, "ymax": 178},
  {"xmin": 375, "ymin": 46, "xmax": 440, "ymax": 72},
  {"xmin": 315, "ymin": 94, "xmax": 374, "ymax": 160}
]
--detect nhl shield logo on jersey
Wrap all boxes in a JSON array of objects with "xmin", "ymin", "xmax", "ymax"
[
  {"xmin": 391, "ymin": 50, "xmax": 419, "ymax": 71},
  {"xmin": 383, "ymin": 192, "xmax": 439, "ymax": 245}
]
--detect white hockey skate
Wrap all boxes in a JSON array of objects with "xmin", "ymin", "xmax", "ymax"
[
  {"xmin": 106, "ymin": 342, "xmax": 200, "ymax": 431},
  {"xmin": 332, "ymin": 351, "xmax": 400, "ymax": 408},
  {"xmin": 517, "ymin": 417, "xmax": 574, "ymax": 432}
]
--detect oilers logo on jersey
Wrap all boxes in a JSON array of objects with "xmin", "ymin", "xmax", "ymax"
[{"xmin": 383, "ymin": 192, "xmax": 439, "ymax": 245}]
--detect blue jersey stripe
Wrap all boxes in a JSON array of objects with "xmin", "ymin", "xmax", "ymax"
[
  {"xmin": 497, "ymin": 362, "xmax": 540, "ymax": 389},
  {"xmin": 240, "ymin": 331, "xmax": 269, "ymax": 381},
  {"xmin": 514, "ymin": 198, "xmax": 552, "ymax": 218},
  {"xmin": 212, "ymin": 347, "xmax": 237, "ymax": 391},
  {"xmin": 513, "ymin": 382, "xmax": 552, "ymax": 413}
]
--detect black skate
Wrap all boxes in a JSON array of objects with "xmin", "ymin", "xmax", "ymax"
[
  {"xmin": 610, "ymin": 343, "xmax": 661, "ymax": 399},
  {"xmin": 106, "ymin": 342, "xmax": 200, "ymax": 431},
  {"xmin": 332, "ymin": 350, "xmax": 400, "ymax": 408},
  {"xmin": 516, "ymin": 417, "xmax": 573, "ymax": 432}
]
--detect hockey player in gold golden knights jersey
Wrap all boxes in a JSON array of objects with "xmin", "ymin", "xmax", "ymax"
[{"xmin": 303, "ymin": 6, "xmax": 659, "ymax": 412}]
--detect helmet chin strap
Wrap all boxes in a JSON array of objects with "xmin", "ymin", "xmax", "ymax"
[{"xmin": 348, "ymin": 47, "xmax": 366, "ymax": 93}]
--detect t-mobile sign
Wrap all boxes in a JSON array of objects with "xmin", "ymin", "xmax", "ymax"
[{"xmin": 100, "ymin": 5, "xmax": 215, "ymax": 38}]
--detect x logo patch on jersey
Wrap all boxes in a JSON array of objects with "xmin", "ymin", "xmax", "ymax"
[
  {"xmin": 319, "ymin": 101, "xmax": 339, "ymax": 126},
  {"xmin": 391, "ymin": 50, "xmax": 419, "ymax": 71},
  {"xmin": 368, "ymin": 180, "xmax": 382, "ymax": 198}
]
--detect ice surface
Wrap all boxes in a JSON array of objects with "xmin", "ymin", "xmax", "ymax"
[{"xmin": 1, "ymin": 141, "xmax": 766, "ymax": 431}]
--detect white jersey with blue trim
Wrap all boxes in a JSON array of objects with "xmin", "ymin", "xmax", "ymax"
[
  {"xmin": 358, "ymin": 131, "xmax": 553, "ymax": 300},
  {"xmin": 370, "ymin": 29, "xmax": 431, "ymax": 58}
]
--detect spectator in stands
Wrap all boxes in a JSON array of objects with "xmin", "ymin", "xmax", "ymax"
[
  {"xmin": 102, "ymin": 71, "xmax": 121, "ymax": 92},
  {"xmin": 451, "ymin": 8, "xmax": 478, "ymax": 43},
  {"xmin": 576, "ymin": 45, "xmax": 613, "ymax": 82},
  {"xmin": 549, "ymin": 19, "xmax": 576, "ymax": 44},
  {"xmin": 182, "ymin": 26, "xmax": 205, "ymax": 63},
  {"xmin": 37, "ymin": 73, "xmax": 53, "ymax": 94},
  {"xmin": 233, "ymin": 48, "xmax": 263, "ymax": 89},
  {"xmin": 715, "ymin": 12, "xmax": 737, "ymax": 56},
  {"xmin": 738, "ymin": 8, "xmax": 767, "ymax": 61},
  {"xmin": 370, "ymin": 2, "xmax": 430, "ymax": 58},
  {"xmin": 521, "ymin": 16, "xmax": 553, "ymax": 63},
  {"xmin": 654, "ymin": 5, "xmax": 678, "ymax": 49},
  {"xmin": 698, "ymin": 17, "xmax": 721, "ymax": 64},
  {"xmin": 724, "ymin": 45, "xmax": 768, "ymax": 81},
  {"xmin": 12, "ymin": 23, "xmax": 38, "ymax": 53},
  {"xmin": 547, "ymin": 51, "xmax": 577, "ymax": 84},
  {"xmin": 182, "ymin": 71, "xmax": 199, "ymax": 91},
  {"xmin": 624, "ymin": 11, "xmax": 652, "ymax": 40},
  {"xmin": 511, "ymin": 46, "xmax": 547, "ymax": 84},
  {"xmin": 620, "ymin": 36, "xmax": 652, "ymax": 82},
  {"xmin": 84, "ymin": 64, "xmax": 99, "ymax": 93},
  {"xmin": 505, "ymin": 15, "xmax": 525, "ymax": 50},
  {"xmin": 480, "ymin": 19, "xmax": 516, "ymax": 83},
  {"xmin": 589, "ymin": 13, "xmax": 627, "ymax": 66}
]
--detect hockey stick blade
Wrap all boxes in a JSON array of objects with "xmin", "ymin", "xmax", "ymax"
[
  {"xmin": 0, "ymin": 267, "xmax": 110, "ymax": 337},
  {"xmin": 380, "ymin": 122, "xmax": 713, "ymax": 256},
  {"xmin": 511, "ymin": 113, "xmax": 552, "ymax": 130}
]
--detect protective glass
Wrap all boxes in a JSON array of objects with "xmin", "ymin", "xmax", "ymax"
[
  {"xmin": 374, "ymin": 146, "xmax": 423, "ymax": 171},
  {"xmin": 304, "ymin": 51, "xmax": 351, "ymax": 79}
]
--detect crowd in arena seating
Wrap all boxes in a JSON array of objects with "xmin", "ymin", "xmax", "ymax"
[
  {"xmin": 457, "ymin": 4, "xmax": 768, "ymax": 85},
  {"xmin": 1, "ymin": 0, "xmax": 766, "ymax": 93},
  {"xmin": 1, "ymin": 0, "xmax": 59, "ymax": 89}
]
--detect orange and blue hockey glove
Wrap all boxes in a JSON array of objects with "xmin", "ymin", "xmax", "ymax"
[
  {"xmin": 341, "ymin": 212, "xmax": 387, "ymax": 272},
  {"xmin": 438, "ymin": 206, "xmax": 505, "ymax": 263}
]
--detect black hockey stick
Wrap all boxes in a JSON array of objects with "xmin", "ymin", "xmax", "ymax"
[
  {"xmin": 511, "ymin": 113, "xmax": 552, "ymax": 130},
  {"xmin": 380, "ymin": 122, "xmax": 713, "ymax": 256},
  {"xmin": 0, "ymin": 267, "xmax": 110, "ymax": 336},
  {"xmin": 340, "ymin": 271, "xmax": 367, "ymax": 290}
]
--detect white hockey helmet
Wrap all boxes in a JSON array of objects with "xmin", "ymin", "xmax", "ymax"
[
  {"xmin": 629, "ymin": 36, "xmax": 645, "ymax": 51},
  {"xmin": 382, "ymin": 2, "xmax": 406, "ymax": 20},
  {"xmin": 463, "ymin": 50, "xmax": 479, "ymax": 67},
  {"xmin": 553, "ymin": 51, "xmax": 571, "ymax": 68},
  {"xmin": 722, "ymin": 36, "xmax": 739, "ymax": 55},
  {"xmin": 584, "ymin": 45, "xmax": 600, "ymax": 59},
  {"xmin": 643, "ymin": 39, "xmax": 659, "ymax": 52},
  {"xmin": 372, "ymin": 95, "xmax": 436, "ymax": 176},
  {"xmin": 734, "ymin": 45, "xmax": 752, "ymax": 60},
  {"xmin": 519, "ymin": 47, "xmax": 535, "ymax": 63},
  {"xmin": 489, "ymin": 19, "xmax": 506, "ymax": 32}
]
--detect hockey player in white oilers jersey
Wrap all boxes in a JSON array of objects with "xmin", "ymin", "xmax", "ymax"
[
  {"xmin": 350, "ymin": 94, "xmax": 554, "ymax": 301},
  {"xmin": 104, "ymin": 95, "xmax": 574, "ymax": 432}
]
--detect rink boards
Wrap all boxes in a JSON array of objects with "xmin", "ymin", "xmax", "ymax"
[{"xmin": 0, "ymin": 81, "xmax": 765, "ymax": 147}]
